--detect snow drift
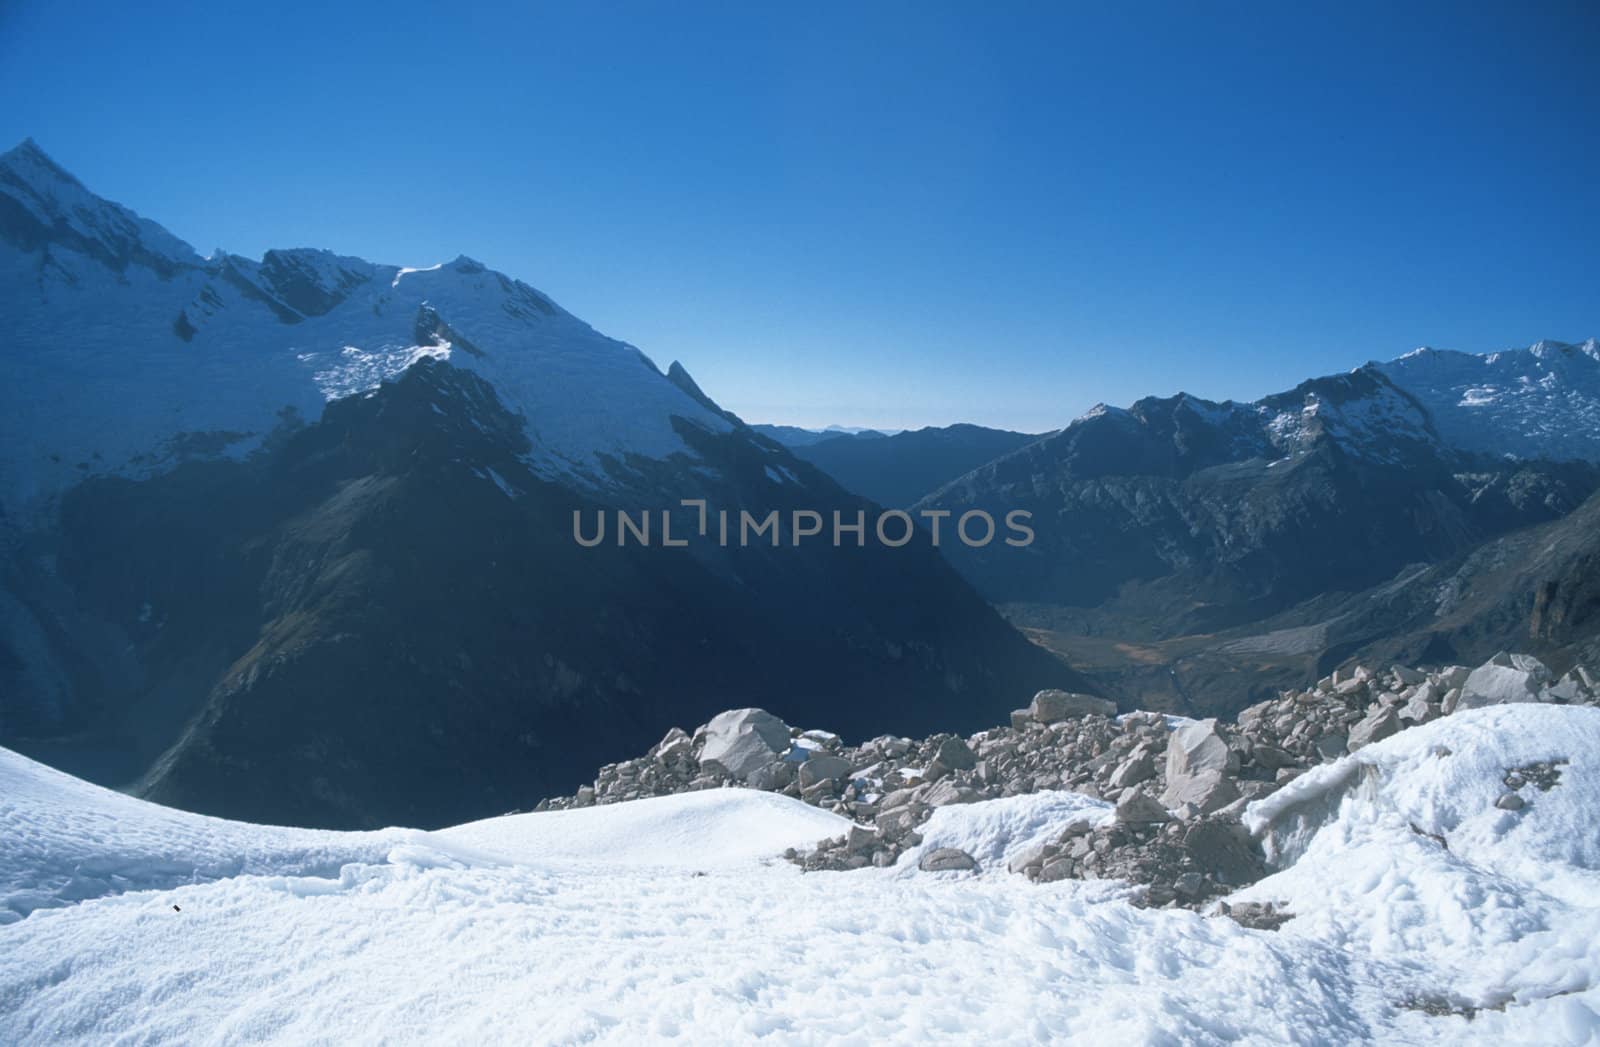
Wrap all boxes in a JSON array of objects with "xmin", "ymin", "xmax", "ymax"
[
  {"xmin": 1236, "ymin": 705, "xmax": 1600, "ymax": 1039},
  {"xmin": 3, "ymin": 706, "xmax": 1599, "ymax": 1043}
]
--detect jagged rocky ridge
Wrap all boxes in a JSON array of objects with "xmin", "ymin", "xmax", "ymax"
[
  {"xmin": 922, "ymin": 369, "xmax": 1600, "ymax": 628},
  {"xmin": 909, "ymin": 364, "xmax": 1600, "ymax": 719},
  {"xmin": 539, "ymin": 652, "xmax": 1598, "ymax": 914}
]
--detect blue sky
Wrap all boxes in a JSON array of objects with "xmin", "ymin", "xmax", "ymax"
[{"xmin": 3, "ymin": 2, "xmax": 1597, "ymax": 432}]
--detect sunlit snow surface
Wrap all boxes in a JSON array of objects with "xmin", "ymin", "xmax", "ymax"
[
  {"xmin": 3, "ymin": 707, "xmax": 1600, "ymax": 1044},
  {"xmin": 1377, "ymin": 341, "xmax": 1600, "ymax": 462},
  {"xmin": 0, "ymin": 142, "xmax": 736, "ymax": 518}
]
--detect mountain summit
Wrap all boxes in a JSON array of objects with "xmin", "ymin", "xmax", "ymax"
[
  {"xmin": 0, "ymin": 138, "xmax": 736, "ymax": 521},
  {"xmin": 1374, "ymin": 339, "xmax": 1600, "ymax": 462},
  {"xmin": 0, "ymin": 140, "xmax": 1082, "ymax": 826}
]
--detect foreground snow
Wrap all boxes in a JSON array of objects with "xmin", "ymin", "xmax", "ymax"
[
  {"xmin": 1238, "ymin": 703, "xmax": 1600, "ymax": 1042},
  {"xmin": 3, "ymin": 707, "xmax": 1598, "ymax": 1044}
]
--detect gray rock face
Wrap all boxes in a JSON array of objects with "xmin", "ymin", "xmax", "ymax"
[
  {"xmin": 538, "ymin": 655, "xmax": 1597, "ymax": 902},
  {"xmin": 1399, "ymin": 685, "xmax": 1439, "ymax": 724},
  {"xmin": 1393, "ymin": 665, "xmax": 1427, "ymax": 687},
  {"xmin": 1007, "ymin": 842, "xmax": 1053, "ymax": 876},
  {"xmin": 1251, "ymin": 744, "xmax": 1295, "ymax": 770},
  {"xmin": 924, "ymin": 736, "xmax": 978, "ymax": 781},
  {"xmin": 1115, "ymin": 790, "xmax": 1171, "ymax": 824},
  {"xmin": 1441, "ymin": 688, "xmax": 1463, "ymax": 716},
  {"xmin": 699, "ymin": 708, "xmax": 793, "ymax": 780},
  {"xmin": 1218, "ymin": 901, "xmax": 1294, "ymax": 931},
  {"xmin": 1163, "ymin": 772, "xmax": 1240, "ymax": 815},
  {"xmin": 1014, "ymin": 812, "xmax": 1263, "ymax": 906},
  {"xmin": 1028, "ymin": 689, "xmax": 1117, "ymax": 723},
  {"xmin": 797, "ymin": 753, "xmax": 854, "ymax": 788},
  {"xmin": 1108, "ymin": 752, "xmax": 1155, "ymax": 788},
  {"xmin": 1314, "ymin": 733, "xmax": 1348, "ymax": 761},
  {"xmin": 745, "ymin": 760, "xmax": 796, "ymax": 792},
  {"xmin": 653, "ymin": 727, "xmax": 692, "ymax": 763},
  {"xmin": 1180, "ymin": 819, "xmax": 1261, "ymax": 885},
  {"xmin": 1458, "ymin": 655, "xmax": 1552, "ymax": 710},
  {"xmin": 1348, "ymin": 706, "xmax": 1400, "ymax": 751},
  {"xmin": 845, "ymin": 824, "xmax": 881, "ymax": 854},
  {"xmin": 918, "ymin": 847, "xmax": 979, "ymax": 873},
  {"xmin": 1548, "ymin": 676, "xmax": 1587, "ymax": 703},
  {"xmin": 875, "ymin": 804, "xmax": 927, "ymax": 838},
  {"xmin": 922, "ymin": 779, "xmax": 980, "ymax": 807},
  {"xmin": 1165, "ymin": 719, "xmax": 1235, "ymax": 779},
  {"xmin": 1161, "ymin": 719, "xmax": 1239, "ymax": 812},
  {"xmin": 933, "ymin": 735, "xmax": 977, "ymax": 768}
]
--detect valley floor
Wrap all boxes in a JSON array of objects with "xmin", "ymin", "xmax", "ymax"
[{"xmin": 3, "ymin": 707, "xmax": 1598, "ymax": 1045}]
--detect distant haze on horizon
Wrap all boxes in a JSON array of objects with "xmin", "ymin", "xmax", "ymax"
[{"xmin": 2, "ymin": 1, "xmax": 1596, "ymax": 433}]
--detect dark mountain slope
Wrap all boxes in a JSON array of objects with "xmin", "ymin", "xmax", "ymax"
[
  {"xmin": 5, "ymin": 361, "xmax": 1081, "ymax": 828},
  {"xmin": 922, "ymin": 377, "xmax": 1598, "ymax": 637},
  {"xmin": 1294, "ymin": 485, "xmax": 1600, "ymax": 672},
  {"xmin": 0, "ymin": 140, "xmax": 1092, "ymax": 828},
  {"xmin": 914, "ymin": 372, "xmax": 1600, "ymax": 717},
  {"xmin": 1019, "ymin": 486, "xmax": 1600, "ymax": 718}
]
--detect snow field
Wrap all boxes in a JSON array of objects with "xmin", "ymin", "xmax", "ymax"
[{"xmin": 2, "ymin": 706, "xmax": 1598, "ymax": 1044}]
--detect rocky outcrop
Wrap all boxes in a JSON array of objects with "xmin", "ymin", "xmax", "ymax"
[
  {"xmin": 1022, "ymin": 689, "xmax": 1119, "ymax": 724},
  {"xmin": 1457, "ymin": 653, "xmax": 1553, "ymax": 710},
  {"xmin": 1160, "ymin": 719, "xmax": 1240, "ymax": 815},
  {"xmin": 539, "ymin": 652, "xmax": 1598, "ymax": 909},
  {"xmin": 917, "ymin": 848, "xmax": 980, "ymax": 873},
  {"xmin": 698, "ymin": 709, "xmax": 792, "ymax": 780}
]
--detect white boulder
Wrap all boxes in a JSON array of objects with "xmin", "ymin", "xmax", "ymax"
[{"xmin": 699, "ymin": 708, "xmax": 793, "ymax": 780}]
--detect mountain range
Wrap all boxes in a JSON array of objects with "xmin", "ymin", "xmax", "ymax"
[
  {"xmin": 4, "ymin": 134, "xmax": 1598, "ymax": 824},
  {"xmin": 0, "ymin": 139, "xmax": 1078, "ymax": 827},
  {"xmin": 914, "ymin": 348, "xmax": 1600, "ymax": 711}
]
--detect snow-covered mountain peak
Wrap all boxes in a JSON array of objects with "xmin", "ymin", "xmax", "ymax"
[
  {"xmin": 1056, "ymin": 341, "xmax": 1600, "ymax": 469},
  {"xmin": 1257, "ymin": 367, "xmax": 1440, "ymax": 462},
  {"xmin": 1375, "ymin": 338, "xmax": 1600, "ymax": 462},
  {"xmin": 1074, "ymin": 402, "xmax": 1127, "ymax": 423},
  {"xmin": 1528, "ymin": 337, "xmax": 1600, "ymax": 362},
  {"xmin": 0, "ymin": 138, "xmax": 202, "ymax": 276},
  {"xmin": 0, "ymin": 144, "xmax": 736, "ymax": 519}
]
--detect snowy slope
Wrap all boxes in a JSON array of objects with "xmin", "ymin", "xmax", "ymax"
[
  {"xmin": 0, "ymin": 749, "xmax": 415, "ymax": 923},
  {"xmin": 1377, "ymin": 341, "xmax": 1600, "ymax": 463},
  {"xmin": 439, "ymin": 789, "xmax": 850, "ymax": 869},
  {"xmin": 1259, "ymin": 370, "xmax": 1443, "ymax": 465},
  {"xmin": 5, "ymin": 706, "xmax": 1600, "ymax": 1044},
  {"xmin": 1239, "ymin": 704, "xmax": 1600, "ymax": 1040},
  {"xmin": 0, "ymin": 140, "xmax": 733, "ymax": 520}
]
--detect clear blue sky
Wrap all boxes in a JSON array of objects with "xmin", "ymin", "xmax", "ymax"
[{"xmin": 3, "ymin": 2, "xmax": 1597, "ymax": 433}]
